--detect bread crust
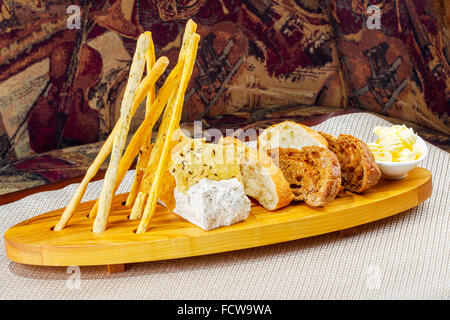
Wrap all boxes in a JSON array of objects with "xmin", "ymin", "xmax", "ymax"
[
  {"xmin": 258, "ymin": 121, "xmax": 328, "ymax": 149},
  {"xmin": 219, "ymin": 137, "xmax": 294, "ymax": 210},
  {"xmin": 245, "ymin": 145, "xmax": 294, "ymax": 210},
  {"xmin": 320, "ymin": 133, "xmax": 381, "ymax": 193},
  {"xmin": 269, "ymin": 147, "xmax": 342, "ymax": 206}
]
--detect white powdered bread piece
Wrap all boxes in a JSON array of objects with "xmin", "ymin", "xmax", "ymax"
[{"xmin": 173, "ymin": 178, "xmax": 251, "ymax": 231}]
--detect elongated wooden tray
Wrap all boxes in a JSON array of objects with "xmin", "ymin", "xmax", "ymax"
[{"xmin": 4, "ymin": 167, "xmax": 432, "ymax": 273}]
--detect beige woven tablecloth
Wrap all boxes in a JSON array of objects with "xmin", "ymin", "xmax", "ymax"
[{"xmin": 1, "ymin": 113, "xmax": 448, "ymax": 300}]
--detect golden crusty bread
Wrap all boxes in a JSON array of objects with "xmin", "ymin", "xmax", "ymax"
[
  {"xmin": 258, "ymin": 121, "xmax": 328, "ymax": 151},
  {"xmin": 170, "ymin": 138, "xmax": 242, "ymax": 193},
  {"xmin": 219, "ymin": 137, "xmax": 294, "ymax": 211},
  {"xmin": 268, "ymin": 146, "xmax": 342, "ymax": 206},
  {"xmin": 319, "ymin": 133, "xmax": 381, "ymax": 193}
]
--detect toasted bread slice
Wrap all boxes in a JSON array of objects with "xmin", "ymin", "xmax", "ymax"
[
  {"xmin": 219, "ymin": 137, "xmax": 294, "ymax": 211},
  {"xmin": 268, "ymin": 146, "xmax": 342, "ymax": 206},
  {"xmin": 258, "ymin": 121, "xmax": 328, "ymax": 151},
  {"xmin": 320, "ymin": 133, "xmax": 381, "ymax": 193}
]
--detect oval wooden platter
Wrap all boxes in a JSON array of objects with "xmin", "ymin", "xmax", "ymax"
[{"xmin": 5, "ymin": 167, "xmax": 432, "ymax": 269}]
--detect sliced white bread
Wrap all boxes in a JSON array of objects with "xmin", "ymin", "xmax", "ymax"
[
  {"xmin": 219, "ymin": 137, "xmax": 294, "ymax": 211},
  {"xmin": 258, "ymin": 121, "xmax": 328, "ymax": 151},
  {"xmin": 257, "ymin": 121, "xmax": 342, "ymax": 206}
]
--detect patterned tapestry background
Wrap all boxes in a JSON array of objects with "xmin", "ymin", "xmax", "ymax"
[
  {"xmin": 0, "ymin": 0, "xmax": 448, "ymax": 194},
  {"xmin": 330, "ymin": 0, "xmax": 449, "ymax": 134},
  {"xmin": 0, "ymin": 0, "xmax": 344, "ymax": 163}
]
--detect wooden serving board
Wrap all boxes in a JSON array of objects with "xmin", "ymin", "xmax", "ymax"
[{"xmin": 5, "ymin": 167, "xmax": 432, "ymax": 272}]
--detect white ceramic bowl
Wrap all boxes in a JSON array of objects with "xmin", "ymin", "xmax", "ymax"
[{"xmin": 374, "ymin": 136, "xmax": 428, "ymax": 180}]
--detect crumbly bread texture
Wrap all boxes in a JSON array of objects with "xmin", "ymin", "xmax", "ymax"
[
  {"xmin": 319, "ymin": 133, "xmax": 381, "ymax": 193},
  {"xmin": 169, "ymin": 138, "xmax": 242, "ymax": 193},
  {"xmin": 219, "ymin": 137, "xmax": 294, "ymax": 211},
  {"xmin": 258, "ymin": 121, "xmax": 328, "ymax": 151},
  {"xmin": 268, "ymin": 147, "xmax": 342, "ymax": 206}
]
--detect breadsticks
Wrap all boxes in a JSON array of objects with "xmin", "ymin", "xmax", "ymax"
[
  {"xmin": 54, "ymin": 20, "xmax": 200, "ymax": 234},
  {"xmin": 128, "ymin": 20, "xmax": 197, "ymax": 219},
  {"xmin": 93, "ymin": 34, "xmax": 153, "ymax": 233},
  {"xmin": 87, "ymin": 56, "xmax": 185, "ymax": 219},
  {"xmin": 128, "ymin": 91, "xmax": 177, "ymax": 220},
  {"xmin": 53, "ymin": 53, "xmax": 167, "ymax": 231},
  {"xmin": 136, "ymin": 33, "xmax": 200, "ymax": 234}
]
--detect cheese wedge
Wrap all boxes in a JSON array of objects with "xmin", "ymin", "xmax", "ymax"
[{"xmin": 173, "ymin": 178, "xmax": 251, "ymax": 231}]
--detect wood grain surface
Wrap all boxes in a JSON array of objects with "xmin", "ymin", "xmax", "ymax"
[{"xmin": 4, "ymin": 167, "xmax": 432, "ymax": 267}]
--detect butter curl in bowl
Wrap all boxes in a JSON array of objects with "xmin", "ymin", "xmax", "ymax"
[{"xmin": 368, "ymin": 125, "xmax": 427, "ymax": 180}]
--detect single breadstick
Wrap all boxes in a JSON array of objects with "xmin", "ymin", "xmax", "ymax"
[
  {"xmin": 92, "ymin": 34, "xmax": 151, "ymax": 233},
  {"xmin": 87, "ymin": 57, "xmax": 185, "ymax": 219},
  {"xmin": 145, "ymin": 31, "xmax": 156, "ymax": 112},
  {"xmin": 136, "ymin": 33, "xmax": 200, "ymax": 233},
  {"xmin": 125, "ymin": 141, "xmax": 151, "ymax": 208},
  {"xmin": 53, "ymin": 57, "xmax": 165, "ymax": 231},
  {"xmin": 181, "ymin": 20, "xmax": 198, "ymax": 53},
  {"xmin": 125, "ymin": 31, "xmax": 156, "ymax": 207},
  {"xmin": 129, "ymin": 191, "xmax": 147, "ymax": 220}
]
